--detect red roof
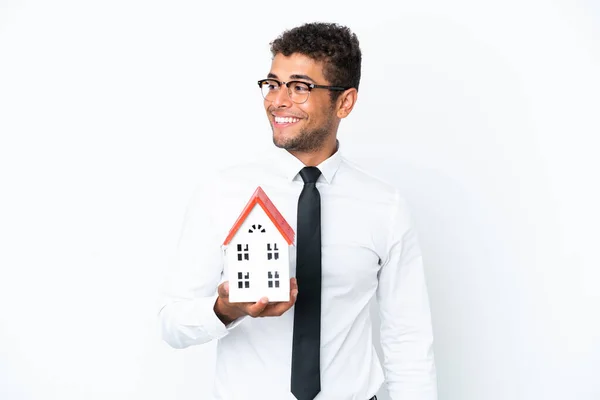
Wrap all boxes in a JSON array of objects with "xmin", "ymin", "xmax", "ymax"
[{"xmin": 222, "ymin": 186, "xmax": 295, "ymax": 246}]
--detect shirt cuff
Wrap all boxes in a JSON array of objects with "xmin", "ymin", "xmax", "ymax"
[{"xmin": 203, "ymin": 294, "xmax": 247, "ymax": 339}]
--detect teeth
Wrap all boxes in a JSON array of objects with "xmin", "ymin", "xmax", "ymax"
[{"xmin": 274, "ymin": 116, "xmax": 299, "ymax": 124}]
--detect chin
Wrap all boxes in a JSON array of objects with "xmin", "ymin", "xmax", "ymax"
[
  {"xmin": 272, "ymin": 136, "xmax": 291, "ymax": 150},
  {"xmin": 272, "ymin": 130, "xmax": 295, "ymax": 149}
]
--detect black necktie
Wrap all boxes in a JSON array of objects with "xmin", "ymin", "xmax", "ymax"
[{"xmin": 291, "ymin": 166, "xmax": 322, "ymax": 400}]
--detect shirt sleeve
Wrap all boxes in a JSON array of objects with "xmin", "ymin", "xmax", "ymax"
[
  {"xmin": 158, "ymin": 178, "xmax": 245, "ymax": 349},
  {"xmin": 376, "ymin": 191, "xmax": 438, "ymax": 400}
]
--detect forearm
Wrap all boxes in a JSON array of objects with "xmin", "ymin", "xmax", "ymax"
[
  {"xmin": 379, "ymin": 254, "xmax": 438, "ymax": 399},
  {"xmin": 380, "ymin": 319, "xmax": 437, "ymax": 400},
  {"xmin": 159, "ymin": 294, "xmax": 230, "ymax": 349}
]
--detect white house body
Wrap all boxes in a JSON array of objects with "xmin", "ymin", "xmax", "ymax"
[{"xmin": 222, "ymin": 187, "xmax": 294, "ymax": 303}]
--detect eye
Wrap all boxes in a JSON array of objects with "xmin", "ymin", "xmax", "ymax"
[
  {"xmin": 264, "ymin": 79, "xmax": 279, "ymax": 91},
  {"xmin": 292, "ymin": 82, "xmax": 310, "ymax": 93}
]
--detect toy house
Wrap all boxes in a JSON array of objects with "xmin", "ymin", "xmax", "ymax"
[{"xmin": 222, "ymin": 186, "xmax": 294, "ymax": 303}]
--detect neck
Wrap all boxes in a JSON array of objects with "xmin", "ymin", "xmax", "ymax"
[{"xmin": 288, "ymin": 137, "xmax": 338, "ymax": 167}]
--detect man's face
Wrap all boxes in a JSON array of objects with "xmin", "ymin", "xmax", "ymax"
[{"xmin": 264, "ymin": 53, "xmax": 339, "ymax": 153}]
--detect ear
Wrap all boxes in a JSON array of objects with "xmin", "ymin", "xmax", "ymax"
[{"xmin": 336, "ymin": 88, "xmax": 358, "ymax": 119}]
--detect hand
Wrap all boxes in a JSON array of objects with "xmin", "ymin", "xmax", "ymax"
[{"xmin": 214, "ymin": 277, "xmax": 298, "ymax": 324}]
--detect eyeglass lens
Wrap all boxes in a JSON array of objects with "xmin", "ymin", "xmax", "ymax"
[{"xmin": 260, "ymin": 80, "xmax": 311, "ymax": 103}]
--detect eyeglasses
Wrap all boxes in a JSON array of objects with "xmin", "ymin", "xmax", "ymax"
[{"xmin": 257, "ymin": 78, "xmax": 350, "ymax": 104}]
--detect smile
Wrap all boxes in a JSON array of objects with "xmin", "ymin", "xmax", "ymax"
[{"xmin": 274, "ymin": 116, "xmax": 300, "ymax": 125}]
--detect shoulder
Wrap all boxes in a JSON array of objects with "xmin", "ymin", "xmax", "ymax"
[
  {"xmin": 338, "ymin": 155, "xmax": 404, "ymax": 199},
  {"xmin": 192, "ymin": 151, "xmax": 271, "ymax": 189},
  {"xmin": 215, "ymin": 148, "xmax": 275, "ymax": 181},
  {"xmin": 188, "ymin": 151, "xmax": 276, "ymax": 208},
  {"xmin": 337, "ymin": 155, "xmax": 415, "ymax": 225}
]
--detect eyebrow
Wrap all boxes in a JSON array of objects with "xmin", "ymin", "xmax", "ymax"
[
  {"xmin": 290, "ymin": 74, "xmax": 315, "ymax": 82},
  {"xmin": 267, "ymin": 72, "xmax": 316, "ymax": 83}
]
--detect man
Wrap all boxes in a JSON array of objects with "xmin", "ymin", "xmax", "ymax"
[{"xmin": 159, "ymin": 22, "xmax": 437, "ymax": 400}]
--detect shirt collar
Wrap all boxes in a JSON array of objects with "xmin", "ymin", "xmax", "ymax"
[{"xmin": 269, "ymin": 140, "xmax": 343, "ymax": 184}]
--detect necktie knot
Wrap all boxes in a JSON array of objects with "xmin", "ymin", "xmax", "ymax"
[{"xmin": 299, "ymin": 166, "xmax": 321, "ymax": 184}]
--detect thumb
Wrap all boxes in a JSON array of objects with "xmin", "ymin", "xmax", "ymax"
[
  {"xmin": 247, "ymin": 297, "xmax": 269, "ymax": 316},
  {"xmin": 218, "ymin": 281, "xmax": 230, "ymax": 298}
]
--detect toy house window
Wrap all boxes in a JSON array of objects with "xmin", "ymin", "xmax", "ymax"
[
  {"xmin": 237, "ymin": 272, "xmax": 250, "ymax": 289},
  {"xmin": 267, "ymin": 243, "xmax": 279, "ymax": 260},
  {"xmin": 267, "ymin": 271, "xmax": 280, "ymax": 288},
  {"xmin": 248, "ymin": 224, "xmax": 266, "ymax": 233},
  {"xmin": 237, "ymin": 244, "xmax": 249, "ymax": 261}
]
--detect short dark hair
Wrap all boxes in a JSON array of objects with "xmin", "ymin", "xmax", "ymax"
[{"xmin": 270, "ymin": 22, "xmax": 362, "ymax": 100}]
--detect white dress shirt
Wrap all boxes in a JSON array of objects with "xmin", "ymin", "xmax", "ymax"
[{"xmin": 158, "ymin": 143, "xmax": 437, "ymax": 400}]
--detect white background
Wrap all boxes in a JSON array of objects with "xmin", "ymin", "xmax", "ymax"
[{"xmin": 1, "ymin": 1, "xmax": 599, "ymax": 399}]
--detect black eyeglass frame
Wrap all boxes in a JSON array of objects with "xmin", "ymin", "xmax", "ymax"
[{"xmin": 257, "ymin": 78, "xmax": 351, "ymax": 103}]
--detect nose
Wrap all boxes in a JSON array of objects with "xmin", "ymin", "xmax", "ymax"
[{"xmin": 270, "ymin": 86, "xmax": 293, "ymax": 108}]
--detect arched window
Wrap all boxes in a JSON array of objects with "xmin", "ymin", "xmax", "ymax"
[{"xmin": 248, "ymin": 224, "xmax": 266, "ymax": 233}]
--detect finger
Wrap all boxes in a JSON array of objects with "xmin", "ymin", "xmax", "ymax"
[
  {"xmin": 260, "ymin": 300, "xmax": 294, "ymax": 317},
  {"xmin": 285, "ymin": 277, "xmax": 299, "ymax": 304},
  {"xmin": 260, "ymin": 292, "xmax": 297, "ymax": 317},
  {"xmin": 261, "ymin": 280, "xmax": 298, "ymax": 317},
  {"xmin": 291, "ymin": 288, "xmax": 298, "ymax": 301},
  {"xmin": 245, "ymin": 297, "xmax": 269, "ymax": 317}
]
